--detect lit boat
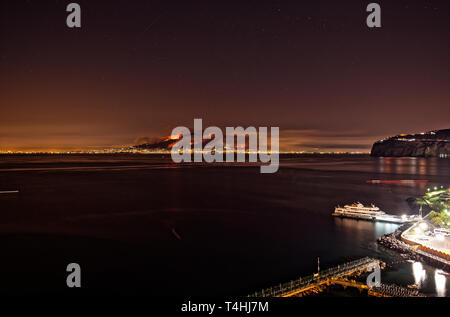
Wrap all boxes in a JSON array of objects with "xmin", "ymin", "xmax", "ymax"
[
  {"xmin": 0, "ymin": 190, "xmax": 19, "ymax": 194},
  {"xmin": 332, "ymin": 203, "xmax": 420, "ymax": 224},
  {"xmin": 366, "ymin": 180, "xmax": 428, "ymax": 184}
]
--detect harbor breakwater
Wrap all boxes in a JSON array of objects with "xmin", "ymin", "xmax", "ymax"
[{"xmin": 377, "ymin": 226, "xmax": 450, "ymax": 272}]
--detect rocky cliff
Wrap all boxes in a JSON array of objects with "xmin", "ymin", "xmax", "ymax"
[{"xmin": 370, "ymin": 129, "xmax": 450, "ymax": 157}]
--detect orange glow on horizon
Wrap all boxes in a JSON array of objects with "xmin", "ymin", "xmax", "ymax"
[{"xmin": 169, "ymin": 134, "xmax": 182, "ymax": 140}]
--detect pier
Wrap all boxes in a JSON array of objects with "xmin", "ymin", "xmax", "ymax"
[{"xmin": 248, "ymin": 257, "xmax": 425, "ymax": 297}]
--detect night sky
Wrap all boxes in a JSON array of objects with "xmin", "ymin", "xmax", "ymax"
[{"xmin": 0, "ymin": 0, "xmax": 449, "ymax": 152}]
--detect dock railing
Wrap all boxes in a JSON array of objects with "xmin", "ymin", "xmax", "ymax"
[{"xmin": 248, "ymin": 257, "xmax": 378, "ymax": 297}]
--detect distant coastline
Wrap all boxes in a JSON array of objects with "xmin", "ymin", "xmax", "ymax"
[
  {"xmin": 371, "ymin": 129, "xmax": 450, "ymax": 158},
  {"xmin": 0, "ymin": 151, "xmax": 370, "ymax": 156}
]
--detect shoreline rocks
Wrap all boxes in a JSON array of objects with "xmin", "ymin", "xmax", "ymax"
[{"xmin": 377, "ymin": 226, "xmax": 450, "ymax": 271}]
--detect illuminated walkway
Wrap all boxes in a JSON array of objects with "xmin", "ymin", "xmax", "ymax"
[{"xmin": 248, "ymin": 257, "xmax": 378, "ymax": 297}]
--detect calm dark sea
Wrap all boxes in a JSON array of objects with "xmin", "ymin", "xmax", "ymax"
[{"xmin": 0, "ymin": 154, "xmax": 449, "ymax": 296}]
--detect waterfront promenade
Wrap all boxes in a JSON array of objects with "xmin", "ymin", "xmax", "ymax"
[
  {"xmin": 401, "ymin": 223, "xmax": 450, "ymax": 266},
  {"xmin": 378, "ymin": 223, "xmax": 450, "ymax": 272}
]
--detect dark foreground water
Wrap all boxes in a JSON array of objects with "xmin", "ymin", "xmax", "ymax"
[{"xmin": 0, "ymin": 154, "xmax": 449, "ymax": 296}]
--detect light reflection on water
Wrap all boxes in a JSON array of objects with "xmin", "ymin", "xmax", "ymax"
[
  {"xmin": 412, "ymin": 262, "xmax": 426, "ymax": 287},
  {"xmin": 373, "ymin": 222, "xmax": 399, "ymax": 239},
  {"xmin": 376, "ymin": 157, "xmax": 439, "ymax": 176},
  {"xmin": 333, "ymin": 218, "xmax": 400, "ymax": 244},
  {"xmin": 383, "ymin": 261, "xmax": 449, "ymax": 297},
  {"xmin": 435, "ymin": 270, "xmax": 447, "ymax": 297}
]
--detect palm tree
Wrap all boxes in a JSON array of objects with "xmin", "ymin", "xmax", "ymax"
[{"xmin": 413, "ymin": 197, "xmax": 430, "ymax": 218}]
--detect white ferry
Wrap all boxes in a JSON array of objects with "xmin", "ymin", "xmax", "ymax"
[{"xmin": 332, "ymin": 203, "xmax": 420, "ymax": 224}]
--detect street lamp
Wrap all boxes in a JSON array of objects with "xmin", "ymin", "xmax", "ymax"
[{"xmin": 419, "ymin": 222, "xmax": 428, "ymax": 231}]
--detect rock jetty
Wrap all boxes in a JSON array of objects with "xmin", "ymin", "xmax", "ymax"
[{"xmin": 377, "ymin": 226, "xmax": 450, "ymax": 271}]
